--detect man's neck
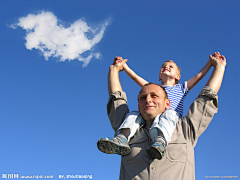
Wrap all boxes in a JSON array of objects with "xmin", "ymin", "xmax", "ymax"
[{"xmin": 144, "ymin": 119, "xmax": 153, "ymax": 128}]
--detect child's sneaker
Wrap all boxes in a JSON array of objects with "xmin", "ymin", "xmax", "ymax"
[
  {"xmin": 146, "ymin": 142, "xmax": 166, "ymax": 160},
  {"xmin": 97, "ymin": 135, "xmax": 131, "ymax": 156}
]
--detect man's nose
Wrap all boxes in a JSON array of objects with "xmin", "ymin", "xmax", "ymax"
[{"xmin": 145, "ymin": 95, "xmax": 152, "ymax": 103}]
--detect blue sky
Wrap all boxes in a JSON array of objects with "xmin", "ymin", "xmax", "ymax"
[{"xmin": 0, "ymin": 0, "xmax": 239, "ymax": 179}]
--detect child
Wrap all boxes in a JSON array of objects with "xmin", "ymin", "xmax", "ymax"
[{"xmin": 98, "ymin": 53, "xmax": 217, "ymax": 160}]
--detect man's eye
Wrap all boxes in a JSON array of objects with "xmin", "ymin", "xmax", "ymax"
[{"xmin": 140, "ymin": 96, "xmax": 146, "ymax": 100}]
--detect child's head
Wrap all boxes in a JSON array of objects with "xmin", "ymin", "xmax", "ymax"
[{"xmin": 159, "ymin": 60, "xmax": 181, "ymax": 84}]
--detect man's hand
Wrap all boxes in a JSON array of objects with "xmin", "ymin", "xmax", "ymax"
[
  {"xmin": 110, "ymin": 56, "xmax": 128, "ymax": 72},
  {"xmin": 113, "ymin": 56, "xmax": 123, "ymax": 65},
  {"xmin": 209, "ymin": 52, "xmax": 227, "ymax": 67}
]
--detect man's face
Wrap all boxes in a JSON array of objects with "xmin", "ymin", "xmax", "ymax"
[{"xmin": 138, "ymin": 84, "xmax": 170, "ymax": 123}]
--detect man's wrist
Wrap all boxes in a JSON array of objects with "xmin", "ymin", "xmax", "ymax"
[
  {"xmin": 215, "ymin": 63, "xmax": 226, "ymax": 70},
  {"xmin": 110, "ymin": 65, "xmax": 124, "ymax": 75}
]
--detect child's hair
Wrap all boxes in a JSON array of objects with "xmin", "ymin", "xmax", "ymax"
[{"xmin": 162, "ymin": 60, "xmax": 181, "ymax": 84}]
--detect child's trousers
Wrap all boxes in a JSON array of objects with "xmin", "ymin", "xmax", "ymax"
[{"xmin": 116, "ymin": 109, "xmax": 179, "ymax": 144}]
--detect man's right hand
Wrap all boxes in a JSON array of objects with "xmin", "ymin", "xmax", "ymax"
[
  {"xmin": 110, "ymin": 56, "xmax": 128, "ymax": 72},
  {"xmin": 113, "ymin": 56, "xmax": 123, "ymax": 65}
]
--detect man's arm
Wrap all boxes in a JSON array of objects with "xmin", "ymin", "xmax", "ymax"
[
  {"xmin": 187, "ymin": 60, "xmax": 212, "ymax": 90},
  {"xmin": 108, "ymin": 57, "xmax": 127, "ymax": 96},
  {"xmin": 107, "ymin": 57, "xmax": 130, "ymax": 131},
  {"xmin": 186, "ymin": 52, "xmax": 226, "ymax": 145},
  {"xmin": 123, "ymin": 63, "xmax": 148, "ymax": 88},
  {"xmin": 206, "ymin": 52, "xmax": 226, "ymax": 94}
]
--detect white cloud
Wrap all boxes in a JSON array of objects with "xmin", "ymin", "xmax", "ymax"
[{"xmin": 12, "ymin": 11, "xmax": 110, "ymax": 67}]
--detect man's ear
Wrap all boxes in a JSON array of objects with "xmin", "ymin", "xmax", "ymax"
[{"xmin": 165, "ymin": 99, "xmax": 171, "ymax": 109}]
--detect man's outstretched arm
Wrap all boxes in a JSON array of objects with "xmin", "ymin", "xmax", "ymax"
[
  {"xmin": 187, "ymin": 52, "xmax": 226, "ymax": 145},
  {"xmin": 108, "ymin": 57, "xmax": 127, "ymax": 96},
  {"xmin": 107, "ymin": 57, "xmax": 129, "ymax": 131},
  {"xmin": 206, "ymin": 52, "xmax": 226, "ymax": 94}
]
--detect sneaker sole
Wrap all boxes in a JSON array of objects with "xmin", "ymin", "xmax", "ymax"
[
  {"xmin": 146, "ymin": 147, "xmax": 164, "ymax": 160},
  {"xmin": 97, "ymin": 139, "xmax": 131, "ymax": 156}
]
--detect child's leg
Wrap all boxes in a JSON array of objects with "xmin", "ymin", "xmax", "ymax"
[
  {"xmin": 116, "ymin": 111, "xmax": 143, "ymax": 141},
  {"xmin": 119, "ymin": 128, "xmax": 130, "ymax": 139},
  {"xmin": 97, "ymin": 111, "xmax": 143, "ymax": 156},
  {"xmin": 147, "ymin": 109, "xmax": 179, "ymax": 160},
  {"xmin": 150, "ymin": 109, "xmax": 179, "ymax": 144}
]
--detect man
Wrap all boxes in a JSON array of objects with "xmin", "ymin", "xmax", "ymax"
[{"xmin": 103, "ymin": 53, "xmax": 226, "ymax": 180}]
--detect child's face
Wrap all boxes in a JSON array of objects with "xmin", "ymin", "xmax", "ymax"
[{"xmin": 159, "ymin": 61, "xmax": 180, "ymax": 82}]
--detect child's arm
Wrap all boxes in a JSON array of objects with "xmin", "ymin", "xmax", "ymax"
[
  {"xmin": 187, "ymin": 60, "xmax": 212, "ymax": 90},
  {"xmin": 123, "ymin": 63, "xmax": 148, "ymax": 88}
]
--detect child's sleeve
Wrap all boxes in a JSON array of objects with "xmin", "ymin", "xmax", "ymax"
[{"xmin": 183, "ymin": 81, "xmax": 190, "ymax": 95}]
